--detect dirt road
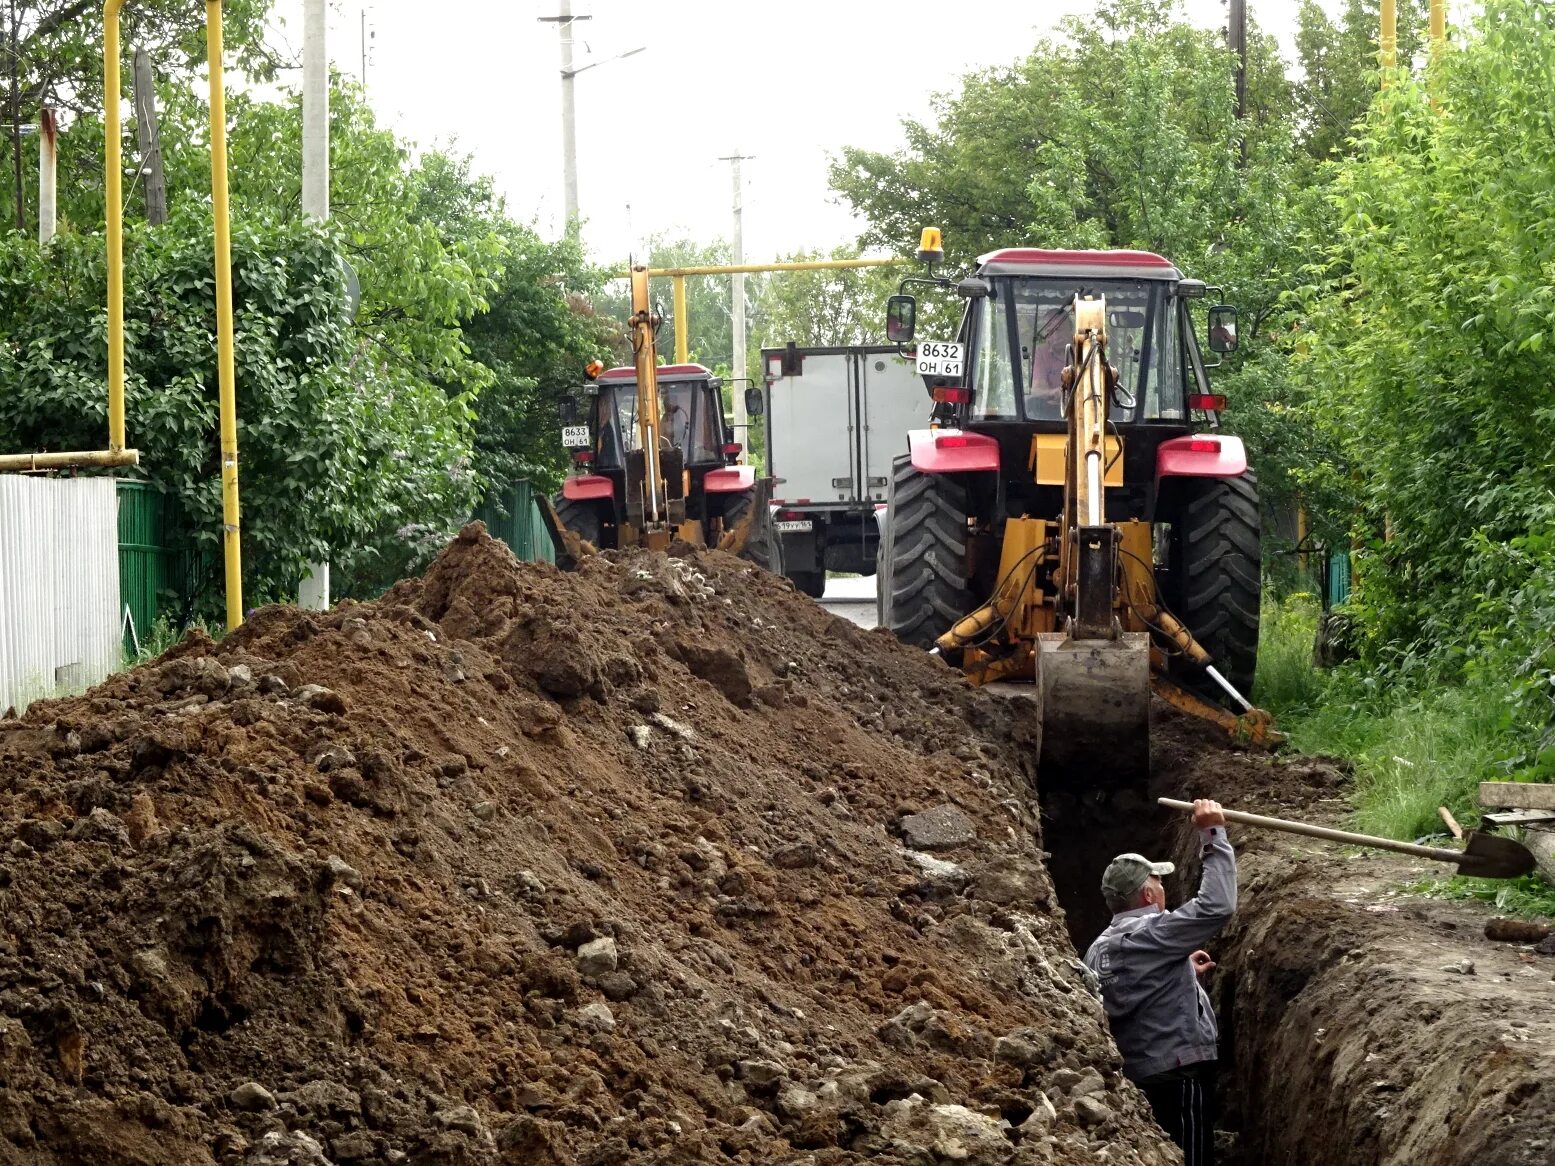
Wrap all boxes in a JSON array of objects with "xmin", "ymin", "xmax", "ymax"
[{"xmin": 819, "ymin": 577, "xmax": 878, "ymax": 630}]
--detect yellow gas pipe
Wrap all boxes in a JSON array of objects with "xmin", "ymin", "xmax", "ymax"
[
  {"xmin": 207, "ymin": 0, "xmax": 244, "ymax": 630},
  {"xmin": 0, "ymin": 2, "xmax": 141, "ymax": 471}
]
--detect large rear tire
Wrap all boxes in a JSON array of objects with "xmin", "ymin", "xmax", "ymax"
[
  {"xmin": 791, "ymin": 570, "xmax": 826, "ymax": 599},
  {"xmin": 878, "ymin": 455, "xmax": 972, "ymax": 649},
  {"xmin": 723, "ymin": 493, "xmax": 784, "ymax": 577},
  {"xmin": 1166, "ymin": 473, "xmax": 1261, "ymax": 703},
  {"xmin": 553, "ymin": 495, "xmax": 604, "ymax": 548}
]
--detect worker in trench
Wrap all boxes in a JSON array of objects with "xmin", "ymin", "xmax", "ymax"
[{"xmin": 1083, "ymin": 799, "xmax": 1234, "ymax": 1166}]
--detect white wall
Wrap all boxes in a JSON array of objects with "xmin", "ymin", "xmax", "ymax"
[{"xmin": 0, "ymin": 476, "xmax": 121, "ymax": 716}]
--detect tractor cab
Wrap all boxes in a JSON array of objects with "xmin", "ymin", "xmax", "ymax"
[
  {"xmin": 915, "ymin": 249, "xmax": 1240, "ymax": 523},
  {"xmin": 577, "ymin": 364, "xmax": 738, "ymax": 471},
  {"xmin": 557, "ymin": 361, "xmax": 771, "ymax": 556}
]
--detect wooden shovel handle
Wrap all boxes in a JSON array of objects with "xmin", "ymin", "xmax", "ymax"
[{"xmin": 1156, "ymin": 798, "xmax": 1473, "ymax": 866}]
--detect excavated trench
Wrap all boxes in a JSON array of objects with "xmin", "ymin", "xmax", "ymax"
[{"xmin": 1037, "ymin": 709, "xmax": 1555, "ymax": 1166}]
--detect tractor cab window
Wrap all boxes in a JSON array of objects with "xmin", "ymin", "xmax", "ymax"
[
  {"xmin": 661, "ymin": 382, "xmax": 721, "ymax": 464},
  {"xmin": 973, "ymin": 277, "xmax": 1185, "ymax": 423},
  {"xmin": 595, "ymin": 384, "xmax": 642, "ymax": 468}
]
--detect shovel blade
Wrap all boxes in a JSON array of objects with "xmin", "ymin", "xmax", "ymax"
[{"xmin": 1460, "ymin": 830, "xmax": 1539, "ymax": 879}]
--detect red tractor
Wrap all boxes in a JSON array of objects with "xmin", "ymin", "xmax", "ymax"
[
  {"xmin": 877, "ymin": 234, "xmax": 1270, "ymax": 781},
  {"xmin": 549, "ymin": 273, "xmax": 782, "ymax": 572}
]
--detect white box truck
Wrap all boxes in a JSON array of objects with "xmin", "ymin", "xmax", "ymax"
[{"xmin": 759, "ymin": 344, "xmax": 926, "ymax": 597}]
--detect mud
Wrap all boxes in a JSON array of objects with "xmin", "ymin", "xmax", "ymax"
[{"xmin": 0, "ymin": 525, "xmax": 1183, "ymax": 1166}]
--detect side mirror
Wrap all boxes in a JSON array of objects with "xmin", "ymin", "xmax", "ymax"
[
  {"xmin": 1207, "ymin": 305, "xmax": 1239, "ymax": 353},
  {"xmin": 744, "ymin": 386, "xmax": 765, "ymax": 417},
  {"xmin": 559, "ymin": 392, "xmax": 583, "ymax": 425},
  {"xmin": 886, "ymin": 294, "xmax": 917, "ymax": 344}
]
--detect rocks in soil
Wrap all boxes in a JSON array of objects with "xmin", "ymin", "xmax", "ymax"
[{"xmin": 899, "ymin": 802, "xmax": 978, "ymax": 850}]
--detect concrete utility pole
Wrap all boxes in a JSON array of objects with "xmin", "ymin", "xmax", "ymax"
[
  {"xmin": 299, "ymin": 0, "xmax": 331, "ymax": 611},
  {"xmin": 10, "ymin": 0, "xmax": 23, "ymax": 233},
  {"xmin": 539, "ymin": 1, "xmax": 588, "ymax": 226},
  {"xmin": 37, "ymin": 108, "xmax": 55, "ymax": 244},
  {"xmin": 539, "ymin": 6, "xmax": 643, "ymax": 230},
  {"xmin": 720, "ymin": 151, "xmax": 754, "ymax": 440},
  {"xmin": 133, "ymin": 49, "xmax": 168, "ymax": 225}
]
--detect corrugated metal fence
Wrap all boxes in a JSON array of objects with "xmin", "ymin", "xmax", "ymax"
[
  {"xmin": 0, "ymin": 476, "xmax": 121, "ymax": 715},
  {"xmin": 474, "ymin": 481, "xmax": 556, "ymax": 565}
]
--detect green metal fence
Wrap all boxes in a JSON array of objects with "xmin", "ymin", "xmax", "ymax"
[
  {"xmin": 117, "ymin": 482, "xmax": 172, "ymax": 654},
  {"xmin": 474, "ymin": 481, "xmax": 556, "ymax": 565},
  {"xmin": 1326, "ymin": 550, "xmax": 1352, "ymax": 609}
]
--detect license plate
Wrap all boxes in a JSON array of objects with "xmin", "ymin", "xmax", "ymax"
[
  {"xmin": 560, "ymin": 425, "xmax": 590, "ymax": 448},
  {"xmin": 776, "ymin": 520, "xmax": 813, "ymax": 533},
  {"xmin": 916, "ymin": 340, "xmax": 964, "ymax": 377}
]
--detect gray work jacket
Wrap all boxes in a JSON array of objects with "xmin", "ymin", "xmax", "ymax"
[{"xmin": 1082, "ymin": 826, "xmax": 1236, "ymax": 1083}]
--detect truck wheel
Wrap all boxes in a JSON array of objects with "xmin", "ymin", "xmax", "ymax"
[
  {"xmin": 1165, "ymin": 473, "xmax": 1260, "ymax": 704},
  {"xmin": 553, "ymin": 495, "xmax": 603, "ymax": 548},
  {"xmin": 791, "ymin": 571, "xmax": 826, "ymax": 599},
  {"xmin": 724, "ymin": 493, "xmax": 784, "ymax": 576},
  {"xmin": 878, "ymin": 455, "xmax": 971, "ymax": 649}
]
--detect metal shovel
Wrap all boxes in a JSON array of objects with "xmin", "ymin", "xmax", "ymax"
[{"xmin": 1157, "ymin": 797, "xmax": 1538, "ymax": 880}]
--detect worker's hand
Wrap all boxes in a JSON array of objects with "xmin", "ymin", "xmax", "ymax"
[
  {"xmin": 1192, "ymin": 798, "xmax": 1226, "ymax": 830},
  {"xmin": 1190, "ymin": 950, "xmax": 1216, "ymax": 978}
]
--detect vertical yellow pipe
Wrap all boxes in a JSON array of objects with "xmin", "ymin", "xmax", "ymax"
[
  {"xmin": 104, "ymin": 0, "xmax": 126, "ymax": 453},
  {"xmin": 1380, "ymin": 0, "xmax": 1397, "ymax": 81},
  {"xmin": 1430, "ymin": 0, "xmax": 1445, "ymax": 61},
  {"xmin": 207, "ymin": 1, "xmax": 244, "ymax": 630},
  {"xmin": 672, "ymin": 274, "xmax": 688, "ymax": 364}
]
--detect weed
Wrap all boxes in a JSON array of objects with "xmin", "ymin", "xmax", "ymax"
[
  {"xmin": 1253, "ymin": 593, "xmax": 1327, "ymax": 716},
  {"xmin": 1408, "ymin": 873, "xmax": 1555, "ymax": 921}
]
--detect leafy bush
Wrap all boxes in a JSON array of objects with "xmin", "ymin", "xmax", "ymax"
[{"xmin": 0, "ymin": 210, "xmax": 478, "ymax": 613}]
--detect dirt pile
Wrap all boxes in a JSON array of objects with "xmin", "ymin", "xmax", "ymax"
[{"xmin": 0, "ymin": 525, "xmax": 1180, "ymax": 1166}]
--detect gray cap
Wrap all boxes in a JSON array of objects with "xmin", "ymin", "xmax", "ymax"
[{"xmin": 1102, "ymin": 853, "xmax": 1175, "ymax": 903}]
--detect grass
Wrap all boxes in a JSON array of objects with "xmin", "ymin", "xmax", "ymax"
[
  {"xmin": 1252, "ymin": 591, "xmax": 1328, "ymax": 717},
  {"xmin": 122, "ymin": 614, "xmax": 217, "ymax": 669},
  {"xmin": 1253, "ymin": 592, "xmax": 1554, "ymax": 920},
  {"xmin": 1407, "ymin": 873, "xmax": 1555, "ymax": 919}
]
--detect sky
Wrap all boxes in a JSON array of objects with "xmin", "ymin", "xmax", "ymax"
[{"xmin": 262, "ymin": 0, "xmax": 1342, "ymax": 266}]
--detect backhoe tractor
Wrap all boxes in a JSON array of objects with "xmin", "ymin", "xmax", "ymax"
[
  {"xmin": 548, "ymin": 266, "xmax": 782, "ymax": 573},
  {"xmin": 877, "ymin": 232, "xmax": 1275, "ymax": 783}
]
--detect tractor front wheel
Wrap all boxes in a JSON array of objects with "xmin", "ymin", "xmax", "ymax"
[
  {"xmin": 553, "ymin": 495, "xmax": 604, "ymax": 549},
  {"xmin": 877, "ymin": 455, "xmax": 972, "ymax": 649},
  {"xmin": 1165, "ymin": 472, "xmax": 1261, "ymax": 703}
]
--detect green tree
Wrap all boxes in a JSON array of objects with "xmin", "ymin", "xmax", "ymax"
[
  {"xmin": 0, "ymin": 0, "xmax": 275, "ymax": 234},
  {"xmin": 4, "ymin": 77, "xmax": 609, "ymax": 605},
  {"xmin": 827, "ymin": 0, "xmax": 1315, "ymax": 524},
  {"xmin": 1293, "ymin": 0, "xmax": 1431, "ymax": 161},
  {"xmin": 750, "ymin": 245, "xmax": 905, "ymax": 352},
  {"xmin": 1296, "ymin": 0, "xmax": 1555, "ymax": 710}
]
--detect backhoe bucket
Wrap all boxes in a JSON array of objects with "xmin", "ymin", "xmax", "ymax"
[{"xmin": 1035, "ymin": 632, "xmax": 1151, "ymax": 787}]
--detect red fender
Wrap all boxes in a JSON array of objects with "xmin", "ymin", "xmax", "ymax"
[
  {"xmin": 561, "ymin": 474, "xmax": 614, "ymax": 501},
  {"xmin": 907, "ymin": 429, "xmax": 1000, "ymax": 474},
  {"xmin": 702, "ymin": 465, "xmax": 756, "ymax": 493},
  {"xmin": 1155, "ymin": 434, "xmax": 1248, "ymax": 482}
]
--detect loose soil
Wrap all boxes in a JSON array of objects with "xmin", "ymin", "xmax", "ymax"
[{"xmin": 0, "ymin": 526, "xmax": 1183, "ymax": 1166}]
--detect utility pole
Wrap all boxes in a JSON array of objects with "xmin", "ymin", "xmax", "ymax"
[
  {"xmin": 539, "ymin": 1, "xmax": 589, "ymax": 227},
  {"xmin": 720, "ymin": 151, "xmax": 754, "ymax": 440},
  {"xmin": 133, "ymin": 49, "xmax": 168, "ymax": 225},
  {"xmin": 358, "ymin": 8, "xmax": 373, "ymax": 87},
  {"xmin": 538, "ymin": 7, "xmax": 642, "ymax": 231},
  {"xmin": 299, "ymin": 0, "xmax": 331, "ymax": 611},
  {"xmin": 10, "ymin": 0, "xmax": 23, "ymax": 233},
  {"xmin": 1228, "ymin": 0, "xmax": 1247, "ymax": 122},
  {"xmin": 37, "ymin": 107, "xmax": 55, "ymax": 244}
]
